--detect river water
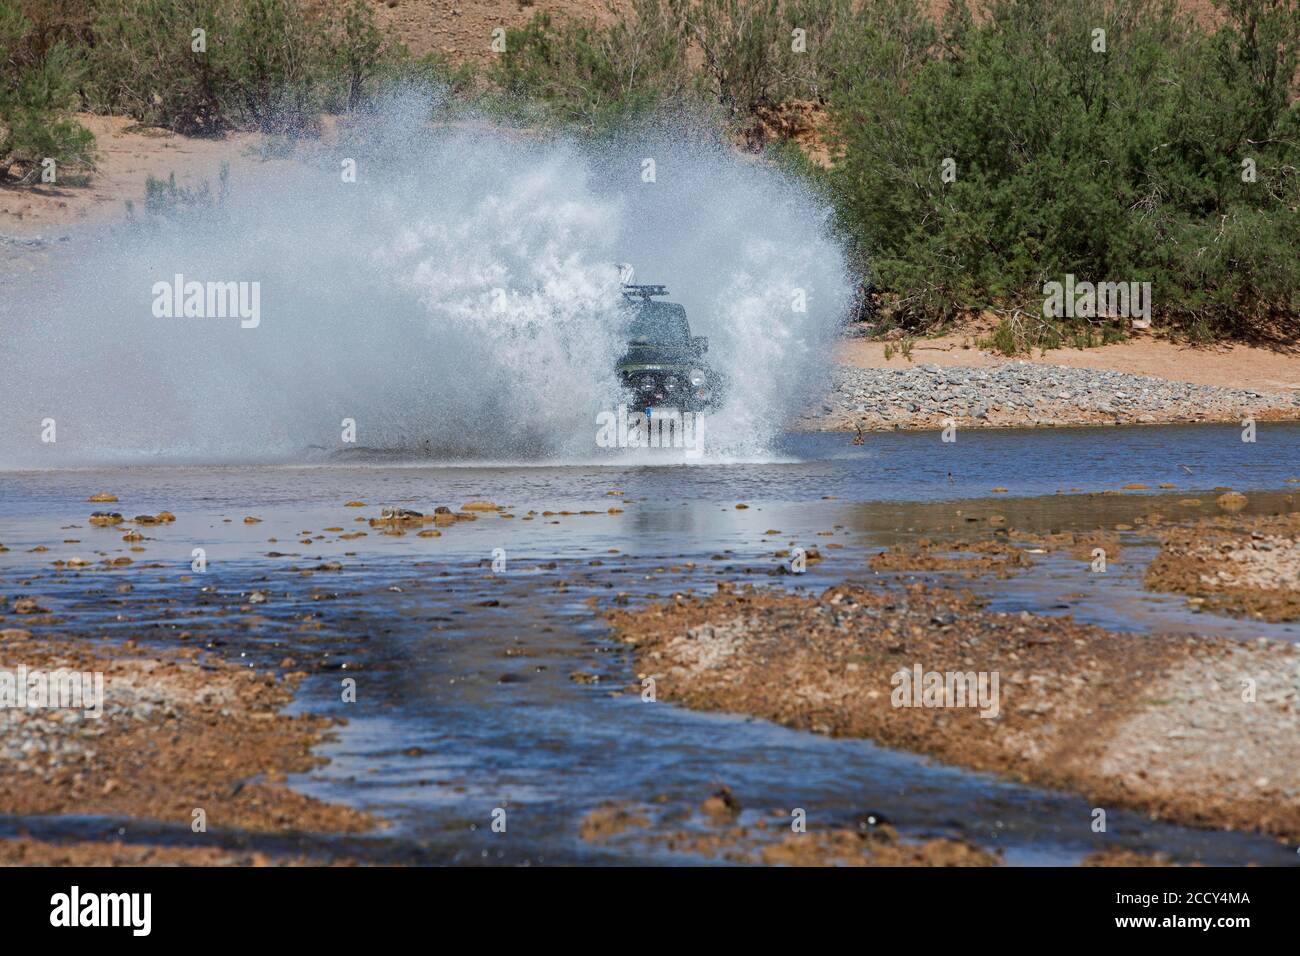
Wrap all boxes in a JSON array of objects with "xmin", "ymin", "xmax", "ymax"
[{"xmin": 1, "ymin": 424, "xmax": 1297, "ymax": 864}]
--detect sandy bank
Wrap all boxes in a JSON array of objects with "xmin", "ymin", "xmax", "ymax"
[
  {"xmin": 608, "ymin": 582, "xmax": 1300, "ymax": 842},
  {"xmin": 0, "ymin": 627, "xmax": 375, "ymax": 866}
]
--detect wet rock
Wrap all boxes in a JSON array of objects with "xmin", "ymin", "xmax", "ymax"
[
  {"xmin": 371, "ymin": 507, "xmax": 430, "ymax": 528},
  {"xmin": 1216, "ymin": 491, "xmax": 1248, "ymax": 512},
  {"xmin": 579, "ymin": 802, "xmax": 649, "ymax": 841},
  {"xmin": 88, "ymin": 512, "xmax": 123, "ymax": 526},
  {"xmin": 702, "ymin": 785, "xmax": 741, "ymax": 823},
  {"xmin": 854, "ymin": 812, "xmax": 898, "ymax": 842},
  {"xmin": 87, "ymin": 492, "xmax": 118, "ymax": 503}
]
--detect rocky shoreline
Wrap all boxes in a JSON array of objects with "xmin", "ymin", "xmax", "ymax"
[
  {"xmin": 608, "ymin": 581, "xmax": 1300, "ymax": 844},
  {"xmin": 0, "ymin": 628, "xmax": 376, "ymax": 865},
  {"xmin": 804, "ymin": 361, "xmax": 1300, "ymax": 432},
  {"xmin": 3, "ymin": 489, "xmax": 1296, "ymax": 865}
]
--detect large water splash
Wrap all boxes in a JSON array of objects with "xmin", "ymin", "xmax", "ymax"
[{"xmin": 0, "ymin": 97, "xmax": 852, "ymax": 468}]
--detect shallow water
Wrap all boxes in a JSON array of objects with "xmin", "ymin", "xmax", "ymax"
[{"xmin": 1, "ymin": 423, "xmax": 1297, "ymax": 865}]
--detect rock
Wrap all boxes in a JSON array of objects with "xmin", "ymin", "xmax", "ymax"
[
  {"xmin": 701, "ymin": 785, "xmax": 741, "ymax": 822},
  {"xmin": 371, "ymin": 507, "xmax": 429, "ymax": 527},
  {"xmin": 88, "ymin": 512, "xmax": 123, "ymax": 526},
  {"xmin": 0, "ymin": 628, "xmax": 33, "ymax": 640},
  {"xmin": 461, "ymin": 501, "xmax": 501, "ymax": 512},
  {"xmin": 820, "ymin": 361, "xmax": 1293, "ymax": 431},
  {"xmin": 1216, "ymin": 491, "xmax": 1248, "ymax": 512},
  {"xmin": 87, "ymin": 492, "xmax": 118, "ymax": 502},
  {"xmin": 12, "ymin": 597, "xmax": 48, "ymax": 614}
]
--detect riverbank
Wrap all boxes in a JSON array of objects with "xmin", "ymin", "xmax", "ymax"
[
  {"xmin": 1, "ymin": 448, "xmax": 1296, "ymax": 865},
  {"xmin": 802, "ymin": 353, "xmax": 1300, "ymax": 433},
  {"xmin": 607, "ymin": 580, "xmax": 1300, "ymax": 843},
  {"xmin": 0, "ymin": 626, "xmax": 375, "ymax": 866}
]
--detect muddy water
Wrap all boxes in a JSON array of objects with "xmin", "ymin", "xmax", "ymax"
[{"xmin": 1, "ymin": 424, "xmax": 1297, "ymax": 864}]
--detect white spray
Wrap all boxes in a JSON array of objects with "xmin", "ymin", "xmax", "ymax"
[{"xmin": 0, "ymin": 96, "xmax": 852, "ymax": 467}]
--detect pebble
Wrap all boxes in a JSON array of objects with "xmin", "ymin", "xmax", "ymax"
[{"xmin": 823, "ymin": 362, "xmax": 1298, "ymax": 423}]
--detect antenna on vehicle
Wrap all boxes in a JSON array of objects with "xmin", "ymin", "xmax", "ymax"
[{"xmin": 621, "ymin": 284, "xmax": 669, "ymax": 300}]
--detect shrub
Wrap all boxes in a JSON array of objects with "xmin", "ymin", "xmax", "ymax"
[
  {"xmin": 491, "ymin": 0, "xmax": 696, "ymax": 130},
  {"xmin": 86, "ymin": 0, "xmax": 420, "ymax": 134},
  {"xmin": 0, "ymin": 0, "xmax": 95, "ymax": 180},
  {"xmin": 826, "ymin": 0, "xmax": 1300, "ymax": 337},
  {"xmin": 86, "ymin": 0, "xmax": 229, "ymax": 134}
]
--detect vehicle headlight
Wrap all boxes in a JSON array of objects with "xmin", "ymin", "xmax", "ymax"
[{"xmin": 689, "ymin": 369, "xmax": 706, "ymax": 387}]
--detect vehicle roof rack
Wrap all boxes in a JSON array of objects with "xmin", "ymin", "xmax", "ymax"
[{"xmin": 621, "ymin": 284, "xmax": 669, "ymax": 300}]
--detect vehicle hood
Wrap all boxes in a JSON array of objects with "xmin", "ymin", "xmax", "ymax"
[{"xmin": 616, "ymin": 343, "xmax": 697, "ymax": 370}]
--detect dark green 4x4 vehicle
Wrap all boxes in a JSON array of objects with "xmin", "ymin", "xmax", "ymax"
[{"xmin": 616, "ymin": 285, "xmax": 724, "ymax": 412}]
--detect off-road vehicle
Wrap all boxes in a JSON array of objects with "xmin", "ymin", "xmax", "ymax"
[{"xmin": 615, "ymin": 285, "xmax": 724, "ymax": 412}]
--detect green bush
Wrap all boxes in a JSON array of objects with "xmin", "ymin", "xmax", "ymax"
[
  {"xmin": 781, "ymin": 0, "xmax": 938, "ymax": 100},
  {"xmin": 86, "ymin": 0, "xmax": 425, "ymax": 134},
  {"xmin": 486, "ymin": 0, "xmax": 937, "ymax": 129},
  {"xmin": 491, "ymin": 0, "xmax": 696, "ymax": 130},
  {"xmin": 6, "ymin": 0, "xmax": 1297, "ymax": 340},
  {"xmin": 0, "ymin": 0, "xmax": 95, "ymax": 181},
  {"xmin": 826, "ymin": 0, "xmax": 1300, "ymax": 338},
  {"xmin": 685, "ymin": 0, "xmax": 791, "ymax": 117},
  {"xmin": 223, "ymin": 0, "xmax": 322, "ymax": 132},
  {"xmin": 319, "ymin": 0, "xmax": 391, "ymax": 112},
  {"xmin": 86, "ymin": 0, "xmax": 228, "ymax": 133}
]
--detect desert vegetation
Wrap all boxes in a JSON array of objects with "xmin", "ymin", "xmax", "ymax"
[{"xmin": 2, "ymin": 0, "xmax": 1297, "ymax": 343}]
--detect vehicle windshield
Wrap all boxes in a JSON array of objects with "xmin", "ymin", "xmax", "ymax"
[{"xmin": 624, "ymin": 301, "xmax": 690, "ymax": 346}]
